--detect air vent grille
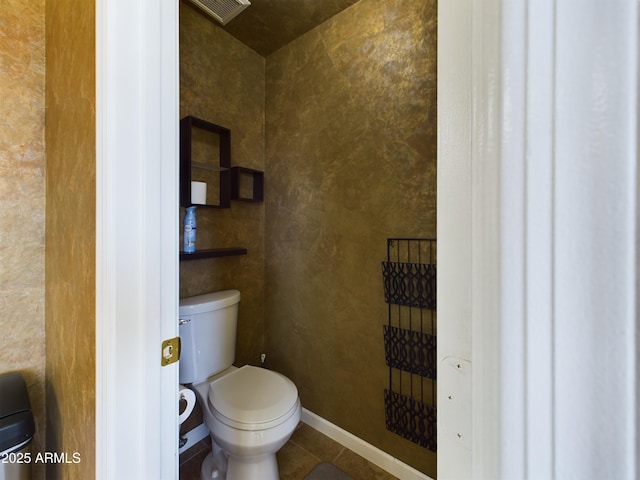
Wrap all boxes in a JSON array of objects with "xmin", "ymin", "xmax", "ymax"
[{"xmin": 187, "ymin": 0, "xmax": 251, "ymax": 25}]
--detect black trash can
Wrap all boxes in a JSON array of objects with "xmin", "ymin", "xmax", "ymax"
[{"xmin": 0, "ymin": 373, "xmax": 35, "ymax": 480}]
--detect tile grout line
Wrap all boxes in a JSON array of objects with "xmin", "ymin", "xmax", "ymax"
[
  {"xmin": 288, "ymin": 438, "xmax": 325, "ymax": 464},
  {"xmin": 332, "ymin": 446, "xmax": 346, "ymax": 464}
]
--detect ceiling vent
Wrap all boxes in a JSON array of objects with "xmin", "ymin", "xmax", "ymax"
[{"xmin": 187, "ymin": 0, "xmax": 251, "ymax": 25}]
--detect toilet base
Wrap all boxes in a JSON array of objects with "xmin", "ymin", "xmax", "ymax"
[
  {"xmin": 226, "ymin": 453, "xmax": 279, "ymax": 480},
  {"xmin": 200, "ymin": 451, "xmax": 225, "ymax": 480},
  {"xmin": 200, "ymin": 450, "xmax": 279, "ymax": 480}
]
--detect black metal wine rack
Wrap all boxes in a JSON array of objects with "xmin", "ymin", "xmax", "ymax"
[{"xmin": 382, "ymin": 238, "xmax": 437, "ymax": 452}]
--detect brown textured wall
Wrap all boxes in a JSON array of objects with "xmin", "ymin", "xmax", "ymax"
[
  {"xmin": 0, "ymin": 2, "xmax": 46, "ymax": 477},
  {"xmin": 45, "ymin": 0, "xmax": 96, "ymax": 478},
  {"xmin": 180, "ymin": 2, "xmax": 266, "ymax": 367},
  {"xmin": 265, "ymin": 0, "xmax": 437, "ymax": 475},
  {"xmin": 219, "ymin": 0, "xmax": 361, "ymax": 56}
]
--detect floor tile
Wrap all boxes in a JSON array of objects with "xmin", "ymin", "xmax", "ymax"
[
  {"xmin": 288, "ymin": 423, "xmax": 345, "ymax": 463},
  {"xmin": 179, "ymin": 443, "xmax": 209, "ymax": 480},
  {"xmin": 276, "ymin": 440, "xmax": 321, "ymax": 480},
  {"xmin": 179, "ymin": 422, "xmax": 401, "ymax": 480},
  {"xmin": 334, "ymin": 449, "xmax": 399, "ymax": 480}
]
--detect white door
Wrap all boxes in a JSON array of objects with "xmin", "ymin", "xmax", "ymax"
[
  {"xmin": 96, "ymin": 0, "xmax": 180, "ymax": 478},
  {"xmin": 438, "ymin": 0, "xmax": 639, "ymax": 479}
]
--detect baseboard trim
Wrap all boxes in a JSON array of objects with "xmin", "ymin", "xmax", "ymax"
[
  {"xmin": 179, "ymin": 422, "xmax": 209, "ymax": 455},
  {"xmin": 301, "ymin": 408, "xmax": 433, "ymax": 480}
]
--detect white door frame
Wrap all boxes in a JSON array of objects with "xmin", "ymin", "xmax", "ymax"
[
  {"xmin": 96, "ymin": 0, "xmax": 179, "ymax": 478},
  {"xmin": 439, "ymin": 0, "xmax": 639, "ymax": 479},
  {"xmin": 94, "ymin": 0, "xmax": 639, "ymax": 478}
]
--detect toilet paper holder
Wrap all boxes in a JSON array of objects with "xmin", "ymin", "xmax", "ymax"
[{"xmin": 179, "ymin": 386, "xmax": 196, "ymax": 425}]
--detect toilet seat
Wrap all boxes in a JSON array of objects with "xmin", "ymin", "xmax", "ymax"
[{"xmin": 208, "ymin": 365, "xmax": 299, "ymax": 431}]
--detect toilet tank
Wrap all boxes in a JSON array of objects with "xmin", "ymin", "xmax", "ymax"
[{"xmin": 179, "ymin": 290, "xmax": 241, "ymax": 384}]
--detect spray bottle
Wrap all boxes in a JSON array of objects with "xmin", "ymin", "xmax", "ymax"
[{"xmin": 183, "ymin": 206, "xmax": 197, "ymax": 253}]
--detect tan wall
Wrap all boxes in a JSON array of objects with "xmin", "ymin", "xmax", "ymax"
[
  {"xmin": 0, "ymin": 2, "xmax": 47, "ymax": 477},
  {"xmin": 180, "ymin": 2, "xmax": 266, "ymax": 367},
  {"xmin": 265, "ymin": 0, "xmax": 437, "ymax": 475},
  {"xmin": 44, "ymin": 0, "xmax": 96, "ymax": 478},
  {"xmin": 180, "ymin": 0, "xmax": 437, "ymax": 475}
]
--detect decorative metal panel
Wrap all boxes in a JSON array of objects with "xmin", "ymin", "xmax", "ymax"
[
  {"xmin": 382, "ymin": 261, "xmax": 437, "ymax": 309},
  {"xmin": 383, "ymin": 325, "xmax": 436, "ymax": 380},
  {"xmin": 384, "ymin": 389, "xmax": 437, "ymax": 452},
  {"xmin": 382, "ymin": 238, "xmax": 437, "ymax": 452}
]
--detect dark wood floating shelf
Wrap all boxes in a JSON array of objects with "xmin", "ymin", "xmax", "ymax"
[{"xmin": 179, "ymin": 248, "xmax": 247, "ymax": 261}]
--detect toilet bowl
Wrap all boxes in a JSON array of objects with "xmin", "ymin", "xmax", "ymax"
[
  {"xmin": 179, "ymin": 290, "xmax": 300, "ymax": 480},
  {"xmin": 191, "ymin": 365, "xmax": 301, "ymax": 480}
]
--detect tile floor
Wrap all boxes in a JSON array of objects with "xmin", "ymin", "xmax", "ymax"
[{"xmin": 179, "ymin": 423, "xmax": 400, "ymax": 480}]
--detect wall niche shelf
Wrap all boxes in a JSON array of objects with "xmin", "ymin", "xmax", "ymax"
[{"xmin": 179, "ymin": 247, "xmax": 247, "ymax": 261}]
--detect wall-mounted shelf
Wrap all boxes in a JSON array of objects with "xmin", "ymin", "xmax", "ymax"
[
  {"xmin": 179, "ymin": 117, "xmax": 254, "ymax": 262},
  {"xmin": 191, "ymin": 162, "xmax": 229, "ymax": 173},
  {"xmin": 382, "ymin": 237, "xmax": 437, "ymax": 452},
  {"xmin": 179, "ymin": 247, "xmax": 247, "ymax": 261},
  {"xmin": 180, "ymin": 116, "xmax": 231, "ymax": 208},
  {"xmin": 231, "ymin": 166, "xmax": 264, "ymax": 202}
]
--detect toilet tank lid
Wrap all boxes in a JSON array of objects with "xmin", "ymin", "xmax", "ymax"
[{"xmin": 179, "ymin": 290, "xmax": 241, "ymax": 315}]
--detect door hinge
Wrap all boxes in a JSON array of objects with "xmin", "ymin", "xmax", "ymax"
[{"xmin": 161, "ymin": 337, "xmax": 181, "ymax": 366}]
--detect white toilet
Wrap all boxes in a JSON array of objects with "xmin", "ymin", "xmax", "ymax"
[{"xmin": 179, "ymin": 290, "xmax": 301, "ymax": 480}]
